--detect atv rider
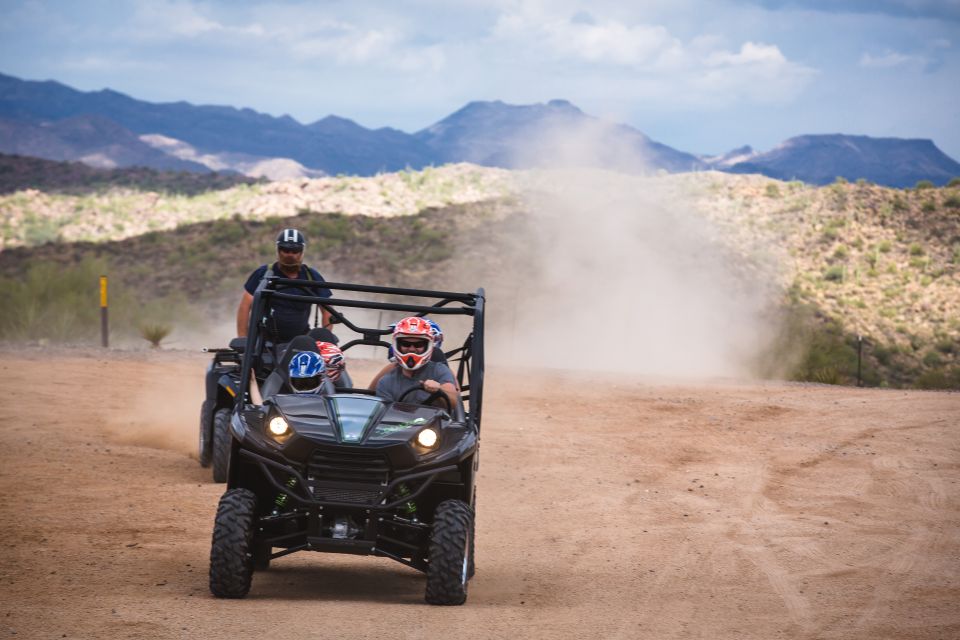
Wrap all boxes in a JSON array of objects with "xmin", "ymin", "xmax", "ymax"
[
  {"xmin": 236, "ymin": 228, "xmax": 334, "ymax": 343},
  {"xmin": 287, "ymin": 351, "xmax": 329, "ymax": 394},
  {"xmin": 374, "ymin": 317, "xmax": 458, "ymax": 409},
  {"xmin": 367, "ymin": 318, "xmax": 447, "ymax": 391}
]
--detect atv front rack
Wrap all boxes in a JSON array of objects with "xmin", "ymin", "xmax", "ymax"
[{"xmin": 239, "ymin": 448, "xmax": 458, "ymax": 511}]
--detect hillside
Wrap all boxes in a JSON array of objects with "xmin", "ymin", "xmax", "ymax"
[
  {"xmin": 0, "ymin": 153, "xmax": 260, "ymax": 196},
  {"xmin": 0, "ymin": 165, "xmax": 957, "ymax": 388}
]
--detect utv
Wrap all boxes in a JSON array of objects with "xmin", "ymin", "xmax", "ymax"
[{"xmin": 207, "ymin": 277, "xmax": 485, "ymax": 605}]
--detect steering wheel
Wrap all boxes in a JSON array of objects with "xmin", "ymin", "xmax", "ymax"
[{"xmin": 398, "ymin": 383, "xmax": 453, "ymax": 413}]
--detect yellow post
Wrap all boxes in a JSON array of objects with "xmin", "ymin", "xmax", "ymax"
[{"xmin": 100, "ymin": 275, "xmax": 108, "ymax": 348}]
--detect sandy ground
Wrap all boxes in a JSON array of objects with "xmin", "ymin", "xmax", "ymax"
[{"xmin": 0, "ymin": 347, "xmax": 958, "ymax": 640}]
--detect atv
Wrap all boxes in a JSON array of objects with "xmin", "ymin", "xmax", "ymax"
[
  {"xmin": 207, "ymin": 277, "xmax": 485, "ymax": 605},
  {"xmin": 199, "ymin": 337, "xmax": 246, "ymax": 482}
]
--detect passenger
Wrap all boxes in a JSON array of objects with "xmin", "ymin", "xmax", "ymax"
[
  {"xmin": 287, "ymin": 351, "xmax": 328, "ymax": 394},
  {"xmin": 316, "ymin": 341, "xmax": 354, "ymax": 390},
  {"xmin": 374, "ymin": 317, "xmax": 458, "ymax": 409},
  {"xmin": 236, "ymin": 228, "xmax": 334, "ymax": 343}
]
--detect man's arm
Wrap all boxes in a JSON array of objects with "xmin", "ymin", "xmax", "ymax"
[
  {"xmin": 321, "ymin": 306, "xmax": 333, "ymax": 330},
  {"xmin": 236, "ymin": 291, "xmax": 254, "ymax": 337}
]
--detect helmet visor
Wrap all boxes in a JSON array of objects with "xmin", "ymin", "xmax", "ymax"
[{"xmin": 290, "ymin": 375, "xmax": 322, "ymax": 393}]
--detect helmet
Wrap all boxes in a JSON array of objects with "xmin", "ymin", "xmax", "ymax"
[
  {"xmin": 386, "ymin": 318, "xmax": 442, "ymax": 362},
  {"xmin": 425, "ymin": 318, "xmax": 443, "ymax": 349},
  {"xmin": 392, "ymin": 316, "xmax": 434, "ymax": 371},
  {"xmin": 288, "ymin": 351, "xmax": 325, "ymax": 393},
  {"xmin": 276, "ymin": 228, "xmax": 306, "ymax": 251},
  {"xmin": 316, "ymin": 341, "xmax": 346, "ymax": 382}
]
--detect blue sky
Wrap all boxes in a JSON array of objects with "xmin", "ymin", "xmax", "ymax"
[{"xmin": 2, "ymin": 0, "xmax": 958, "ymax": 158}]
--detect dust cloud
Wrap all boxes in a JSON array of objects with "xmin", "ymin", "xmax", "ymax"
[
  {"xmin": 479, "ymin": 121, "xmax": 780, "ymax": 379},
  {"xmin": 104, "ymin": 357, "xmax": 204, "ymax": 457}
]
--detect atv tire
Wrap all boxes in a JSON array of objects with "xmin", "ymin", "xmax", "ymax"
[
  {"xmin": 425, "ymin": 499, "xmax": 473, "ymax": 605},
  {"xmin": 211, "ymin": 408, "xmax": 232, "ymax": 483},
  {"xmin": 198, "ymin": 399, "xmax": 215, "ymax": 468},
  {"xmin": 209, "ymin": 488, "xmax": 257, "ymax": 598}
]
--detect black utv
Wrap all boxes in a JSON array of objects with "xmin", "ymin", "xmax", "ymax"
[{"xmin": 207, "ymin": 278, "xmax": 485, "ymax": 605}]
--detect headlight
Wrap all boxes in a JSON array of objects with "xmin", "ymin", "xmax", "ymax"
[
  {"xmin": 268, "ymin": 416, "xmax": 290, "ymax": 437},
  {"xmin": 416, "ymin": 427, "xmax": 438, "ymax": 448}
]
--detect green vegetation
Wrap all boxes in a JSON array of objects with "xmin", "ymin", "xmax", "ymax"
[
  {"xmin": 765, "ymin": 183, "xmax": 781, "ymax": 198},
  {"xmin": 139, "ymin": 323, "xmax": 172, "ymax": 348},
  {"xmin": 914, "ymin": 180, "xmax": 935, "ymax": 190},
  {"xmin": 947, "ymin": 177, "xmax": 960, "ymax": 188},
  {"xmin": 0, "ymin": 257, "xmax": 192, "ymax": 343}
]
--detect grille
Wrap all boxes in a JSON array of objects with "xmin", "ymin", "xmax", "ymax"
[
  {"xmin": 311, "ymin": 486, "xmax": 383, "ymax": 504},
  {"xmin": 307, "ymin": 449, "xmax": 390, "ymax": 505},
  {"xmin": 308, "ymin": 449, "xmax": 391, "ymax": 483}
]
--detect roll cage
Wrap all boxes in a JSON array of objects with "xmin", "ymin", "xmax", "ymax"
[{"xmin": 238, "ymin": 277, "xmax": 486, "ymax": 432}]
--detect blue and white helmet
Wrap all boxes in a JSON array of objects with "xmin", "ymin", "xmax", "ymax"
[
  {"xmin": 425, "ymin": 318, "xmax": 443, "ymax": 349},
  {"xmin": 288, "ymin": 351, "xmax": 326, "ymax": 393}
]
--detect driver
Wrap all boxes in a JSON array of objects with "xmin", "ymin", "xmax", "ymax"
[{"xmin": 374, "ymin": 317, "xmax": 458, "ymax": 408}]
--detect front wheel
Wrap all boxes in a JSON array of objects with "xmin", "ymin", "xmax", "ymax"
[
  {"xmin": 425, "ymin": 499, "xmax": 473, "ymax": 605},
  {"xmin": 198, "ymin": 399, "xmax": 214, "ymax": 468},
  {"xmin": 211, "ymin": 408, "xmax": 232, "ymax": 483},
  {"xmin": 209, "ymin": 488, "xmax": 258, "ymax": 598}
]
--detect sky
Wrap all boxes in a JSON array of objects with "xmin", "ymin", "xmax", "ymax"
[{"xmin": 1, "ymin": 0, "xmax": 959, "ymax": 159}]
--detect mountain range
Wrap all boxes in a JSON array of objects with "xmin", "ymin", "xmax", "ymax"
[{"xmin": 1, "ymin": 72, "xmax": 958, "ymax": 187}]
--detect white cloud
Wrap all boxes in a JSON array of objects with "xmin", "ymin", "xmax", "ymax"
[
  {"xmin": 859, "ymin": 49, "xmax": 927, "ymax": 68},
  {"xmin": 491, "ymin": 8, "xmax": 816, "ymax": 105}
]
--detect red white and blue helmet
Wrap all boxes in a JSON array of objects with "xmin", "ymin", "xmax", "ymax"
[
  {"xmin": 288, "ymin": 351, "xmax": 325, "ymax": 393},
  {"xmin": 315, "ymin": 341, "xmax": 346, "ymax": 382},
  {"xmin": 392, "ymin": 316, "xmax": 435, "ymax": 371}
]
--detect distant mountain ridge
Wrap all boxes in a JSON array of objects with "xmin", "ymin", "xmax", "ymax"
[
  {"xmin": 719, "ymin": 135, "xmax": 960, "ymax": 188},
  {"xmin": 1, "ymin": 72, "xmax": 958, "ymax": 186}
]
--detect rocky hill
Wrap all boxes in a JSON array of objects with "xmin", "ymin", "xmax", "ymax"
[{"xmin": 0, "ymin": 164, "xmax": 957, "ymax": 388}]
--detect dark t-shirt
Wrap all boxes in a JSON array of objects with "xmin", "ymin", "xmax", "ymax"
[
  {"xmin": 243, "ymin": 263, "xmax": 332, "ymax": 342},
  {"xmin": 375, "ymin": 361, "xmax": 456, "ymax": 405}
]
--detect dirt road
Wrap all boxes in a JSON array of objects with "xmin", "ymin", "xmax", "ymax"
[{"xmin": 1, "ymin": 348, "xmax": 958, "ymax": 639}]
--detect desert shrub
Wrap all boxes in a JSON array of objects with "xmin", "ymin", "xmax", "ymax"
[
  {"xmin": 824, "ymin": 265, "xmax": 845, "ymax": 282},
  {"xmin": 947, "ymin": 177, "xmax": 960, "ymax": 188},
  {"xmin": 915, "ymin": 180, "xmax": 935, "ymax": 190},
  {"xmin": 139, "ymin": 323, "xmax": 172, "ymax": 348},
  {"xmin": 923, "ymin": 351, "xmax": 944, "ymax": 367},
  {"xmin": 833, "ymin": 245, "xmax": 848, "ymax": 260},
  {"xmin": 944, "ymin": 195, "xmax": 960, "ymax": 208},
  {"xmin": 878, "ymin": 240, "xmax": 892, "ymax": 253},
  {"xmin": 765, "ymin": 183, "xmax": 781, "ymax": 198},
  {"xmin": 891, "ymin": 196, "xmax": 907, "ymax": 212},
  {"xmin": 909, "ymin": 243, "xmax": 925, "ymax": 256},
  {"xmin": 915, "ymin": 367, "xmax": 960, "ymax": 390},
  {"xmin": 834, "ymin": 176, "xmax": 848, "ymax": 185},
  {"xmin": 935, "ymin": 339, "xmax": 956, "ymax": 354},
  {"xmin": 921, "ymin": 201, "xmax": 936, "ymax": 213}
]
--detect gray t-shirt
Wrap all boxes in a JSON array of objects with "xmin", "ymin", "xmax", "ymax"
[{"xmin": 375, "ymin": 361, "xmax": 456, "ymax": 405}]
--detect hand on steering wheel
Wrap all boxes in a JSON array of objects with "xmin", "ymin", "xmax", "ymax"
[{"xmin": 397, "ymin": 382, "xmax": 453, "ymax": 412}]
